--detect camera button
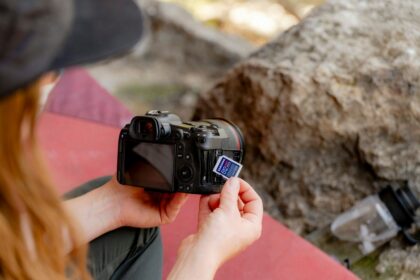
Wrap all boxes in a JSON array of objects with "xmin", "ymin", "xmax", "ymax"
[
  {"xmin": 177, "ymin": 144, "xmax": 183, "ymax": 151},
  {"xmin": 179, "ymin": 185, "xmax": 184, "ymax": 190},
  {"xmin": 175, "ymin": 130, "xmax": 183, "ymax": 140},
  {"xmin": 185, "ymin": 154, "xmax": 191, "ymax": 160},
  {"xmin": 198, "ymin": 136, "xmax": 206, "ymax": 143},
  {"xmin": 186, "ymin": 185, "xmax": 191, "ymax": 192},
  {"xmin": 177, "ymin": 153, "xmax": 183, "ymax": 159},
  {"xmin": 178, "ymin": 166, "xmax": 193, "ymax": 181}
]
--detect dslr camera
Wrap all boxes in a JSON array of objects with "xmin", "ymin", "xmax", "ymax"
[{"xmin": 117, "ymin": 110, "xmax": 245, "ymax": 194}]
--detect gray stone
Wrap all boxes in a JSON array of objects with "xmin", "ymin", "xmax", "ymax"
[
  {"xmin": 137, "ymin": 0, "xmax": 254, "ymax": 78},
  {"xmin": 194, "ymin": 0, "xmax": 420, "ymax": 277},
  {"xmin": 375, "ymin": 240, "xmax": 420, "ymax": 279}
]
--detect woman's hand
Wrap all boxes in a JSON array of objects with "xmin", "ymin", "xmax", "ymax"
[
  {"xmin": 168, "ymin": 178, "xmax": 263, "ymax": 280},
  {"xmin": 64, "ymin": 176, "xmax": 188, "ymax": 244},
  {"xmin": 105, "ymin": 176, "xmax": 189, "ymax": 228}
]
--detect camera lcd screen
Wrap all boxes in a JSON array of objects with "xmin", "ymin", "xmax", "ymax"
[{"xmin": 124, "ymin": 142, "xmax": 174, "ymax": 191}]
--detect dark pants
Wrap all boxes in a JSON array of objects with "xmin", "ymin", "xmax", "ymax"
[{"xmin": 64, "ymin": 176, "xmax": 163, "ymax": 280}]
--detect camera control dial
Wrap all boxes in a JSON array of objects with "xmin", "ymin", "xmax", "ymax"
[{"xmin": 178, "ymin": 165, "xmax": 193, "ymax": 182}]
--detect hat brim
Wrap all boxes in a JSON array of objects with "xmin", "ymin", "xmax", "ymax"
[{"xmin": 50, "ymin": 0, "xmax": 143, "ymax": 70}]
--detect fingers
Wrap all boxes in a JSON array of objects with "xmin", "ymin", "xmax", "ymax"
[
  {"xmin": 237, "ymin": 179, "xmax": 263, "ymax": 224},
  {"xmin": 208, "ymin": 194, "xmax": 220, "ymax": 211},
  {"xmin": 198, "ymin": 195, "xmax": 211, "ymax": 214},
  {"xmin": 237, "ymin": 197, "xmax": 245, "ymax": 213},
  {"xmin": 219, "ymin": 178, "xmax": 240, "ymax": 212},
  {"xmin": 164, "ymin": 193, "xmax": 189, "ymax": 220},
  {"xmin": 169, "ymin": 193, "xmax": 189, "ymax": 208},
  {"xmin": 208, "ymin": 194, "xmax": 243, "ymax": 212}
]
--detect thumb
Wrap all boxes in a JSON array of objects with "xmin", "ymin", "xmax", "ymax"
[{"xmin": 219, "ymin": 177, "xmax": 240, "ymax": 212}]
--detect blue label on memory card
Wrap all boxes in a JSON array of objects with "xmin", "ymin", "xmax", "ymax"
[{"xmin": 213, "ymin": 155, "xmax": 242, "ymax": 179}]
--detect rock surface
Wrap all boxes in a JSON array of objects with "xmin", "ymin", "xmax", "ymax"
[
  {"xmin": 194, "ymin": 0, "xmax": 420, "ymax": 277},
  {"xmin": 137, "ymin": 0, "xmax": 254, "ymax": 79},
  {"xmin": 375, "ymin": 239, "xmax": 420, "ymax": 279}
]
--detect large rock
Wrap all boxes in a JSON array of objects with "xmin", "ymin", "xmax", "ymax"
[
  {"xmin": 194, "ymin": 0, "xmax": 420, "ymax": 277},
  {"xmin": 137, "ymin": 0, "xmax": 254, "ymax": 80}
]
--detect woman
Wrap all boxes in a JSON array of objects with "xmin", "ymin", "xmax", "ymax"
[{"xmin": 0, "ymin": 0, "xmax": 263, "ymax": 279}]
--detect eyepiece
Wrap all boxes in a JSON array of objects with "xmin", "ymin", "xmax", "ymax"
[
  {"xmin": 141, "ymin": 119, "xmax": 155, "ymax": 136},
  {"xmin": 129, "ymin": 116, "xmax": 160, "ymax": 141}
]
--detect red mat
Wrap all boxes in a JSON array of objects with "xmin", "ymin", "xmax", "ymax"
[
  {"xmin": 38, "ymin": 113, "xmax": 119, "ymax": 193},
  {"xmin": 45, "ymin": 68, "xmax": 132, "ymax": 128},
  {"xmin": 38, "ymin": 68, "xmax": 358, "ymax": 280}
]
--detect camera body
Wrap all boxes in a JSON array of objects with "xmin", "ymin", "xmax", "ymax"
[{"xmin": 117, "ymin": 110, "xmax": 244, "ymax": 194}]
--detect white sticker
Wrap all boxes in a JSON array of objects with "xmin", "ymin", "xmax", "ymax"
[{"xmin": 212, "ymin": 155, "xmax": 243, "ymax": 179}]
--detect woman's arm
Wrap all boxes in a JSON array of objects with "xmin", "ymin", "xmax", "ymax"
[
  {"xmin": 64, "ymin": 180, "xmax": 121, "ymax": 244},
  {"xmin": 168, "ymin": 237, "xmax": 219, "ymax": 280},
  {"xmin": 64, "ymin": 176, "xmax": 188, "ymax": 246}
]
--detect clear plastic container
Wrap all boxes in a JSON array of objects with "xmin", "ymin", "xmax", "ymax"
[
  {"xmin": 330, "ymin": 194, "xmax": 400, "ymax": 255},
  {"xmin": 307, "ymin": 185, "xmax": 420, "ymax": 267}
]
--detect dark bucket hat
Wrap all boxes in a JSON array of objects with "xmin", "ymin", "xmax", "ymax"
[{"xmin": 0, "ymin": 0, "xmax": 144, "ymax": 98}]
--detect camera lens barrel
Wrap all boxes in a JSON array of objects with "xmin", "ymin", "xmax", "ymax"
[{"xmin": 205, "ymin": 119, "xmax": 245, "ymax": 159}]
